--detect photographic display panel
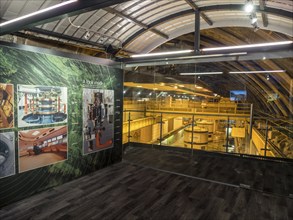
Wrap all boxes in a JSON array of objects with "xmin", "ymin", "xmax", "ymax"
[
  {"xmin": 0, "ymin": 83, "xmax": 14, "ymax": 129},
  {"xmin": 17, "ymin": 85, "xmax": 68, "ymax": 127},
  {"xmin": 18, "ymin": 126, "xmax": 68, "ymax": 173},
  {"xmin": 0, "ymin": 132, "xmax": 15, "ymax": 178},
  {"xmin": 83, "ymin": 89, "xmax": 114, "ymax": 154}
]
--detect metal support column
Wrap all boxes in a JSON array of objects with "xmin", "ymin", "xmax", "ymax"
[
  {"xmin": 264, "ymin": 119, "xmax": 269, "ymax": 157},
  {"xmin": 159, "ymin": 113, "xmax": 163, "ymax": 145},
  {"xmin": 249, "ymin": 104, "xmax": 254, "ymax": 140},
  {"xmin": 247, "ymin": 104, "xmax": 254, "ymax": 154},
  {"xmin": 127, "ymin": 111, "xmax": 132, "ymax": 144},
  {"xmin": 191, "ymin": 115, "xmax": 195, "ymax": 157},
  {"xmin": 194, "ymin": 10, "xmax": 200, "ymax": 55},
  {"xmin": 226, "ymin": 116, "xmax": 230, "ymax": 153}
]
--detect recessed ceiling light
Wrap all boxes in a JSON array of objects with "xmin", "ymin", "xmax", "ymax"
[
  {"xmin": 0, "ymin": 0, "xmax": 78, "ymax": 27},
  {"xmin": 131, "ymin": 50, "xmax": 193, "ymax": 58},
  {"xmin": 229, "ymin": 70, "xmax": 286, "ymax": 74},
  {"xmin": 202, "ymin": 41, "xmax": 292, "ymax": 52},
  {"xmin": 180, "ymin": 72, "xmax": 223, "ymax": 75}
]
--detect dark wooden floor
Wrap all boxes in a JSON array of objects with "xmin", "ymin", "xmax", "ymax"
[
  {"xmin": 124, "ymin": 146, "xmax": 293, "ymax": 197},
  {"xmin": 0, "ymin": 158, "xmax": 292, "ymax": 219}
]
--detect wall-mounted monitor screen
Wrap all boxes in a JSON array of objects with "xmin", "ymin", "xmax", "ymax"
[{"xmin": 230, "ymin": 90, "xmax": 247, "ymax": 101}]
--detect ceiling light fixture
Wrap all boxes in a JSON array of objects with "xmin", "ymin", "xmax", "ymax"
[
  {"xmin": 229, "ymin": 70, "xmax": 286, "ymax": 74},
  {"xmin": 0, "ymin": 0, "xmax": 78, "ymax": 27},
  {"xmin": 131, "ymin": 50, "xmax": 193, "ymax": 58},
  {"xmin": 178, "ymin": 52, "xmax": 247, "ymax": 59},
  {"xmin": 266, "ymin": 75, "xmax": 270, "ymax": 80},
  {"xmin": 244, "ymin": 0, "xmax": 254, "ymax": 13},
  {"xmin": 180, "ymin": 72, "xmax": 223, "ymax": 75},
  {"xmin": 202, "ymin": 41, "xmax": 293, "ymax": 52}
]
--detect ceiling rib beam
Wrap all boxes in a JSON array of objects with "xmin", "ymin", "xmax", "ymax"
[
  {"xmin": 0, "ymin": 0, "xmax": 132, "ymax": 36},
  {"xmin": 183, "ymin": 0, "xmax": 213, "ymax": 26},
  {"xmin": 123, "ymin": 48, "xmax": 293, "ymax": 67},
  {"xmin": 122, "ymin": 5, "xmax": 292, "ymax": 49},
  {"xmin": 259, "ymin": 0, "xmax": 269, "ymax": 27},
  {"xmin": 105, "ymin": 7, "xmax": 169, "ymax": 39}
]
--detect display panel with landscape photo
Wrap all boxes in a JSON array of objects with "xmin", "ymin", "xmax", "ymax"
[
  {"xmin": 0, "ymin": 132, "xmax": 15, "ymax": 178},
  {"xmin": 18, "ymin": 126, "xmax": 67, "ymax": 172},
  {"xmin": 0, "ymin": 83, "xmax": 14, "ymax": 129},
  {"xmin": 18, "ymin": 85, "xmax": 67, "ymax": 127},
  {"xmin": 83, "ymin": 89, "xmax": 114, "ymax": 154}
]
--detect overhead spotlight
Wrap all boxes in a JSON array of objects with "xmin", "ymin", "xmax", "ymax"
[
  {"xmin": 123, "ymin": 90, "xmax": 126, "ymax": 94},
  {"xmin": 84, "ymin": 31, "xmax": 90, "ymax": 40},
  {"xmin": 197, "ymin": 76, "xmax": 201, "ymax": 79},
  {"xmin": 266, "ymin": 74, "xmax": 270, "ymax": 80},
  {"xmin": 244, "ymin": 0, "xmax": 254, "ymax": 13}
]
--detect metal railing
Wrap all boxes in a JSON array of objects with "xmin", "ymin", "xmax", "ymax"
[{"xmin": 123, "ymin": 109, "xmax": 293, "ymax": 160}]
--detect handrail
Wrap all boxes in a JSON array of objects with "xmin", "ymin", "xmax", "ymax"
[
  {"xmin": 123, "ymin": 109, "xmax": 250, "ymax": 118},
  {"xmin": 255, "ymin": 110, "xmax": 293, "ymax": 125},
  {"xmin": 253, "ymin": 127, "xmax": 287, "ymax": 158}
]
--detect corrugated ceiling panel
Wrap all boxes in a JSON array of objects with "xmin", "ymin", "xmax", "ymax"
[
  {"xmin": 195, "ymin": 0, "xmax": 253, "ymax": 7},
  {"xmin": 41, "ymin": 20, "xmax": 59, "ymax": 32},
  {"xmin": 125, "ymin": 31, "xmax": 162, "ymax": 52},
  {"xmin": 138, "ymin": 3, "xmax": 188, "ymax": 25},
  {"xmin": 118, "ymin": 25, "xmax": 141, "ymax": 42},
  {"xmin": 266, "ymin": 0, "xmax": 293, "ymax": 11}
]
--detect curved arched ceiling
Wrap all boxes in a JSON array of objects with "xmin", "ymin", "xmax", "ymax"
[
  {"xmin": 0, "ymin": 0, "xmax": 292, "ymax": 54},
  {"xmin": 0, "ymin": 0, "xmax": 292, "ymax": 117}
]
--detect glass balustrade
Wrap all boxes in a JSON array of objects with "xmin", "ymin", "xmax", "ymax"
[{"xmin": 123, "ymin": 108, "xmax": 292, "ymax": 160}]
